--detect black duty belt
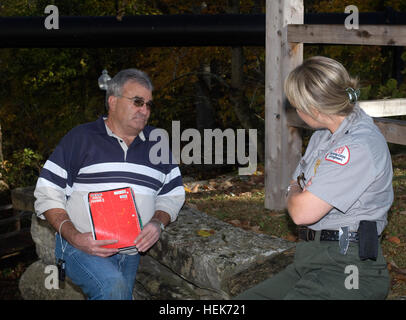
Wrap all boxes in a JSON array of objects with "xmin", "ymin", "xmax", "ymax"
[{"xmin": 298, "ymin": 226, "xmax": 359, "ymax": 243}]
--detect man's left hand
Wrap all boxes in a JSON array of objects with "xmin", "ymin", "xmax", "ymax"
[{"xmin": 133, "ymin": 221, "xmax": 161, "ymax": 252}]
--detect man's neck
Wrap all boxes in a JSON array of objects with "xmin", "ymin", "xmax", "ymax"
[{"xmin": 105, "ymin": 117, "xmax": 141, "ymax": 147}]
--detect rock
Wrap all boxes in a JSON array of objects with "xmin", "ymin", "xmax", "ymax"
[
  {"xmin": 30, "ymin": 214, "xmax": 56, "ymax": 265},
  {"xmin": 148, "ymin": 206, "xmax": 295, "ymax": 297},
  {"xmin": 134, "ymin": 255, "xmax": 227, "ymax": 300},
  {"xmin": 227, "ymin": 247, "xmax": 295, "ymax": 296},
  {"xmin": 11, "ymin": 186, "xmax": 35, "ymax": 212},
  {"xmin": 20, "ymin": 256, "xmax": 221, "ymax": 301}
]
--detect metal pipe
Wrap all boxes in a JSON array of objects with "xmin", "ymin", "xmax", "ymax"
[
  {"xmin": 0, "ymin": 12, "xmax": 405, "ymax": 48},
  {"xmin": 0, "ymin": 14, "xmax": 264, "ymax": 47}
]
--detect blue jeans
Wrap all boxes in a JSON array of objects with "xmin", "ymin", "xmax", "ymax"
[{"xmin": 55, "ymin": 233, "xmax": 140, "ymax": 300}]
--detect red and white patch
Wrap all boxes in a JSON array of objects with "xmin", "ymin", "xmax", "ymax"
[{"xmin": 325, "ymin": 146, "xmax": 350, "ymax": 165}]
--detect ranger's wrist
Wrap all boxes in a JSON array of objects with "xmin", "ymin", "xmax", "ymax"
[{"xmin": 286, "ymin": 182, "xmax": 302, "ymax": 197}]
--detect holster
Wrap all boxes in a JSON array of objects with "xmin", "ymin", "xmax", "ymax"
[{"xmin": 357, "ymin": 220, "xmax": 378, "ymax": 261}]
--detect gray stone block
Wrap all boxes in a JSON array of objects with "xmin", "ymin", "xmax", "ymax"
[
  {"xmin": 148, "ymin": 206, "xmax": 295, "ymax": 297},
  {"xmin": 11, "ymin": 186, "xmax": 35, "ymax": 212},
  {"xmin": 134, "ymin": 255, "xmax": 227, "ymax": 300},
  {"xmin": 30, "ymin": 214, "xmax": 56, "ymax": 265}
]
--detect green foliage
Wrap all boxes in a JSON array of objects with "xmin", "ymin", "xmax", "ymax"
[
  {"xmin": 0, "ymin": 0, "xmax": 267, "ymax": 163},
  {"xmin": 0, "ymin": 148, "xmax": 44, "ymax": 189},
  {"xmin": 378, "ymin": 78, "xmax": 406, "ymax": 99}
]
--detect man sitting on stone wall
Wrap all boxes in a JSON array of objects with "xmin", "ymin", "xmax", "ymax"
[{"xmin": 34, "ymin": 68, "xmax": 185, "ymax": 300}]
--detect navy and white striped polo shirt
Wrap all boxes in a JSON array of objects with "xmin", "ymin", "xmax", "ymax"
[{"xmin": 34, "ymin": 116, "xmax": 185, "ymax": 234}]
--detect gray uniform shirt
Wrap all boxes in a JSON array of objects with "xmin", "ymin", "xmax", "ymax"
[{"xmin": 292, "ymin": 106, "xmax": 393, "ymax": 235}]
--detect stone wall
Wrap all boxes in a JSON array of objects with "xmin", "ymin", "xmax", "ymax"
[{"xmin": 12, "ymin": 187, "xmax": 295, "ymax": 300}]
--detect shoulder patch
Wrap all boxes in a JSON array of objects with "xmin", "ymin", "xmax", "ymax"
[{"xmin": 325, "ymin": 146, "xmax": 350, "ymax": 165}]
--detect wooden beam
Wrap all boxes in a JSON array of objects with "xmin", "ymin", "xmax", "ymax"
[
  {"xmin": 288, "ymin": 24, "xmax": 406, "ymax": 46},
  {"xmin": 286, "ymin": 110, "xmax": 406, "ymax": 146},
  {"xmin": 0, "ymin": 211, "xmax": 31, "ymax": 227},
  {"xmin": 265, "ymin": 0, "xmax": 303, "ymax": 211},
  {"xmin": 373, "ymin": 117, "xmax": 406, "ymax": 146},
  {"xmin": 0, "ymin": 227, "xmax": 31, "ymax": 240},
  {"xmin": 286, "ymin": 99, "xmax": 406, "ymax": 123},
  {"xmin": 359, "ymin": 98, "xmax": 406, "ymax": 117}
]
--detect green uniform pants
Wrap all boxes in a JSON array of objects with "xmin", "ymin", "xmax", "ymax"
[{"xmin": 234, "ymin": 232, "xmax": 389, "ymax": 300}]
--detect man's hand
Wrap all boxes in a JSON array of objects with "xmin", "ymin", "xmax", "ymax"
[
  {"xmin": 71, "ymin": 232, "xmax": 119, "ymax": 258},
  {"xmin": 44, "ymin": 209, "xmax": 119, "ymax": 258},
  {"xmin": 133, "ymin": 221, "xmax": 161, "ymax": 253}
]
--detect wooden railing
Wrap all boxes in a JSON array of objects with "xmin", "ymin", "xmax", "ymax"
[
  {"xmin": 265, "ymin": 0, "xmax": 406, "ymax": 210},
  {"xmin": 0, "ymin": 203, "xmax": 33, "ymax": 259},
  {"xmin": 286, "ymin": 23, "xmax": 406, "ymax": 146},
  {"xmin": 286, "ymin": 100, "xmax": 406, "ymax": 146},
  {"xmin": 287, "ymin": 24, "xmax": 406, "ymax": 146}
]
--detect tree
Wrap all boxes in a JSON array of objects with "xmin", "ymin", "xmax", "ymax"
[
  {"xmin": 4, "ymin": 0, "xmax": 403, "ymax": 180},
  {"xmin": 0, "ymin": 0, "xmax": 267, "ymax": 169}
]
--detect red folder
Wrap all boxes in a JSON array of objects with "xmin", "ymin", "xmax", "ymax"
[{"xmin": 88, "ymin": 187, "xmax": 143, "ymax": 251}]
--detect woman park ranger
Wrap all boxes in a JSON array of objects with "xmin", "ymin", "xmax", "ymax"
[{"xmin": 235, "ymin": 56, "xmax": 393, "ymax": 300}]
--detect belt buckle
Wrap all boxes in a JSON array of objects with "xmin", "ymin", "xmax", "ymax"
[
  {"xmin": 298, "ymin": 226, "xmax": 315, "ymax": 241},
  {"xmin": 306, "ymin": 228, "xmax": 315, "ymax": 241}
]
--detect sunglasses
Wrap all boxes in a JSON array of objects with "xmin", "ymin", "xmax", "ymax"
[{"xmin": 117, "ymin": 95, "xmax": 154, "ymax": 109}]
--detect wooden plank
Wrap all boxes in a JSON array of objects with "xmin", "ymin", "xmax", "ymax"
[
  {"xmin": 0, "ymin": 227, "xmax": 31, "ymax": 240},
  {"xmin": 0, "ymin": 228, "xmax": 34, "ymax": 258},
  {"xmin": 11, "ymin": 186, "xmax": 35, "ymax": 212},
  {"xmin": 288, "ymin": 24, "xmax": 406, "ymax": 46},
  {"xmin": 0, "ymin": 204, "xmax": 12, "ymax": 211},
  {"xmin": 0, "ymin": 211, "xmax": 32, "ymax": 227},
  {"xmin": 373, "ymin": 117, "xmax": 406, "ymax": 146},
  {"xmin": 359, "ymin": 99, "xmax": 406, "ymax": 117},
  {"xmin": 286, "ymin": 110, "xmax": 406, "ymax": 146},
  {"xmin": 265, "ymin": 0, "xmax": 303, "ymax": 210}
]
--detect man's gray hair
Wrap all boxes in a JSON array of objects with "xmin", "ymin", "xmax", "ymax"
[
  {"xmin": 106, "ymin": 68, "xmax": 154, "ymax": 102},
  {"xmin": 106, "ymin": 68, "xmax": 154, "ymax": 110}
]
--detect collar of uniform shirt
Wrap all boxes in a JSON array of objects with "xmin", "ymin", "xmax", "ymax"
[{"xmin": 328, "ymin": 105, "xmax": 359, "ymax": 142}]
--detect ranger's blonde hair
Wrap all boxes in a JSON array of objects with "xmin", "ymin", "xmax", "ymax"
[{"xmin": 284, "ymin": 56, "xmax": 359, "ymax": 117}]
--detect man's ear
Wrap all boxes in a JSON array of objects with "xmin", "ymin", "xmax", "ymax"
[{"xmin": 108, "ymin": 95, "xmax": 117, "ymax": 112}]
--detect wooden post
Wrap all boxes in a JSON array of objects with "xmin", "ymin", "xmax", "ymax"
[{"xmin": 265, "ymin": 0, "xmax": 303, "ymax": 210}]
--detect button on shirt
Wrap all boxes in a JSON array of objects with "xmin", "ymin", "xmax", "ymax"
[{"xmin": 292, "ymin": 106, "xmax": 393, "ymax": 235}]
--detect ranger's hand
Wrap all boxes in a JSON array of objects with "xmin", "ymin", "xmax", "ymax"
[{"xmin": 303, "ymin": 177, "xmax": 313, "ymax": 191}]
